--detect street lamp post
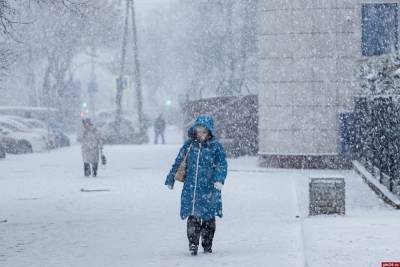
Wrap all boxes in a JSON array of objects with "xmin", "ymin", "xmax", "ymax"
[
  {"xmin": 114, "ymin": 0, "xmax": 146, "ymax": 142},
  {"xmin": 130, "ymin": 0, "xmax": 145, "ymax": 135},
  {"xmin": 115, "ymin": 0, "xmax": 130, "ymax": 134},
  {"xmin": 88, "ymin": 47, "xmax": 98, "ymax": 116}
]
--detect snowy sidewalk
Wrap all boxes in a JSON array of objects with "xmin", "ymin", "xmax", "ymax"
[{"xmin": 0, "ymin": 144, "xmax": 399, "ymax": 267}]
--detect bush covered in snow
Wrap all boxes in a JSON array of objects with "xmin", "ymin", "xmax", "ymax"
[{"xmin": 360, "ymin": 53, "xmax": 400, "ymax": 96}]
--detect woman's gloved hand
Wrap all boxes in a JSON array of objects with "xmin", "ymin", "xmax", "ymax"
[
  {"xmin": 214, "ymin": 182, "xmax": 223, "ymax": 191},
  {"xmin": 167, "ymin": 185, "xmax": 174, "ymax": 190}
]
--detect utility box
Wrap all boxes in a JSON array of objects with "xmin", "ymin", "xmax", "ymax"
[{"xmin": 309, "ymin": 177, "xmax": 345, "ymax": 216}]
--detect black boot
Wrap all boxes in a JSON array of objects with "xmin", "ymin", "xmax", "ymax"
[
  {"xmin": 189, "ymin": 244, "xmax": 198, "ymax": 256},
  {"xmin": 201, "ymin": 218, "xmax": 216, "ymax": 253},
  {"xmin": 203, "ymin": 247, "xmax": 212, "ymax": 254},
  {"xmin": 187, "ymin": 216, "xmax": 201, "ymax": 256},
  {"xmin": 92, "ymin": 162, "xmax": 98, "ymax": 177},
  {"xmin": 84, "ymin": 163, "xmax": 91, "ymax": 177}
]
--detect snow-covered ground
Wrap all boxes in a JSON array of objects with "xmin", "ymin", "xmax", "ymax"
[{"xmin": 0, "ymin": 126, "xmax": 399, "ymax": 267}]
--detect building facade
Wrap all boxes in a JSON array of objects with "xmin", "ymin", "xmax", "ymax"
[{"xmin": 258, "ymin": 0, "xmax": 399, "ymax": 168}]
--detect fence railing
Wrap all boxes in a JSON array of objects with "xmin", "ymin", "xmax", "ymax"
[{"xmin": 350, "ymin": 96, "xmax": 400, "ymax": 196}]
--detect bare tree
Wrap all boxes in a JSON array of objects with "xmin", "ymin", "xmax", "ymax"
[
  {"xmin": 169, "ymin": 0, "xmax": 259, "ymax": 99},
  {"xmin": 1, "ymin": 0, "xmax": 121, "ymax": 108},
  {"xmin": 0, "ymin": 45, "xmax": 15, "ymax": 82}
]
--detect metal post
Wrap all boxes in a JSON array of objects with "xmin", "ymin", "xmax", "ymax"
[
  {"xmin": 227, "ymin": 1, "xmax": 235, "ymax": 95},
  {"xmin": 130, "ymin": 0, "xmax": 145, "ymax": 135},
  {"xmin": 115, "ymin": 0, "xmax": 130, "ymax": 132},
  {"xmin": 88, "ymin": 46, "xmax": 98, "ymax": 116}
]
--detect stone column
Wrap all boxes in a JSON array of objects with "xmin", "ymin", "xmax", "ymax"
[{"xmin": 258, "ymin": 0, "xmax": 360, "ymax": 168}]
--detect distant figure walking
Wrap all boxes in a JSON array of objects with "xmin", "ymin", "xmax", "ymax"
[
  {"xmin": 165, "ymin": 115, "xmax": 228, "ymax": 256},
  {"xmin": 79, "ymin": 118, "xmax": 103, "ymax": 177},
  {"xmin": 154, "ymin": 114, "xmax": 166, "ymax": 144}
]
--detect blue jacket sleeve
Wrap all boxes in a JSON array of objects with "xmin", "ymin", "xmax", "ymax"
[
  {"xmin": 213, "ymin": 142, "xmax": 228, "ymax": 184},
  {"xmin": 165, "ymin": 141, "xmax": 191, "ymax": 187}
]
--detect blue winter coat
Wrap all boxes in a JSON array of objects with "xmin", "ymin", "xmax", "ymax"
[{"xmin": 165, "ymin": 115, "xmax": 228, "ymax": 220}]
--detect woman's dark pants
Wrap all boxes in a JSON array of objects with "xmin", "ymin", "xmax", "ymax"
[
  {"xmin": 187, "ymin": 215, "xmax": 216, "ymax": 251},
  {"xmin": 84, "ymin": 162, "xmax": 98, "ymax": 177}
]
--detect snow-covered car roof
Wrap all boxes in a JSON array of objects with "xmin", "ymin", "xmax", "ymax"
[
  {"xmin": 0, "ymin": 116, "xmax": 32, "ymax": 132},
  {"xmin": 0, "ymin": 116, "xmax": 53, "ymax": 151},
  {"xmin": 5, "ymin": 116, "xmax": 47, "ymax": 129}
]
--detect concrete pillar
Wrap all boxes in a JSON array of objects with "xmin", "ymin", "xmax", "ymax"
[{"xmin": 258, "ymin": 0, "xmax": 361, "ymax": 168}]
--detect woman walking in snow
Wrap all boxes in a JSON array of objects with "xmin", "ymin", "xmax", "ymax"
[
  {"xmin": 165, "ymin": 115, "xmax": 227, "ymax": 256},
  {"xmin": 79, "ymin": 118, "xmax": 103, "ymax": 177}
]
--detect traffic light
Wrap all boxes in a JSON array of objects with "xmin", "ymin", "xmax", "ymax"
[{"xmin": 80, "ymin": 101, "xmax": 89, "ymax": 117}]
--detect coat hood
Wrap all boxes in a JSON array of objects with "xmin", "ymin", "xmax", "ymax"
[{"xmin": 188, "ymin": 115, "xmax": 215, "ymax": 138}]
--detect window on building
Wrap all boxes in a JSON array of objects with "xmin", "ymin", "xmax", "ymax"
[{"xmin": 362, "ymin": 3, "xmax": 399, "ymax": 56}]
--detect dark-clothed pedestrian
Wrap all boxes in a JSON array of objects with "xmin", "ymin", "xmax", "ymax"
[
  {"xmin": 154, "ymin": 114, "xmax": 166, "ymax": 144},
  {"xmin": 165, "ymin": 115, "xmax": 227, "ymax": 256}
]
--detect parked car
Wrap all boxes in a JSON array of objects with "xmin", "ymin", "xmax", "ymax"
[
  {"xmin": 94, "ymin": 117, "xmax": 148, "ymax": 144},
  {"xmin": 0, "ymin": 128, "xmax": 33, "ymax": 154},
  {"xmin": 0, "ymin": 118, "xmax": 49, "ymax": 152},
  {"xmin": 3, "ymin": 116, "xmax": 57, "ymax": 148},
  {"xmin": 18, "ymin": 117, "xmax": 70, "ymax": 148},
  {"xmin": 94, "ymin": 110, "xmax": 149, "ymax": 144},
  {"xmin": 49, "ymin": 125, "xmax": 70, "ymax": 147}
]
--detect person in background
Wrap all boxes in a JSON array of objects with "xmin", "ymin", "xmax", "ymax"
[
  {"xmin": 165, "ymin": 115, "xmax": 228, "ymax": 256},
  {"xmin": 154, "ymin": 114, "xmax": 166, "ymax": 144}
]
